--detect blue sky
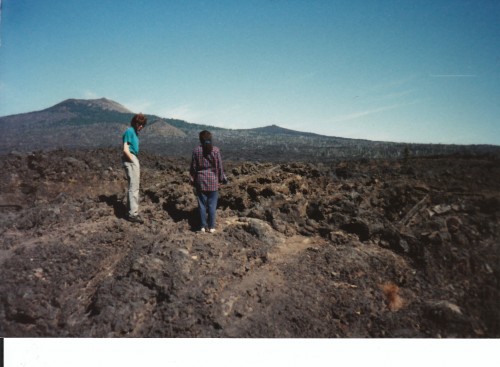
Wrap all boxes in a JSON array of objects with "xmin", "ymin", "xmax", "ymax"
[{"xmin": 1, "ymin": 0, "xmax": 499, "ymax": 145}]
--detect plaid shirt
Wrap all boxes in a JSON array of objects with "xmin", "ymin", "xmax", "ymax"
[{"xmin": 190, "ymin": 145, "xmax": 225, "ymax": 192}]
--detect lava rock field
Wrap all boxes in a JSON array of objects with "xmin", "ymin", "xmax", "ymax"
[{"xmin": 0, "ymin": 149, "xmax": 498, "ymax": 337}]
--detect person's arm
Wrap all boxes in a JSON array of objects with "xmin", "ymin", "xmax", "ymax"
[
  {"xmin": 189, "ymin": 151, "xmax": 197, "ymax": 185},
  {"xmin": 123, "ymin": 142, "xmax": 134, "ymax": 162},
  {"xmin": 217, "ymin": 151, "xmax": 227, "ymax": 184}
]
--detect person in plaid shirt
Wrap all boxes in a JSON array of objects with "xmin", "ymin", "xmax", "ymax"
[{"xmin": 190, "ymin": 130, "xmax": 227, "ymax": 233}]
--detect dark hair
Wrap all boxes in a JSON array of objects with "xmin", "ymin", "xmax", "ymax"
[
  {"xmin": 131, "ymin": 113, "xmax": 147, "ymax": 127},
  {"xmin": 199, "ymin": 130, "xmax": 213, "ymax": 155}
]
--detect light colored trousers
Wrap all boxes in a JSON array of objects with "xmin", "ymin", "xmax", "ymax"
[{"xmin": 123, "ymin": 155, "xmax": 140, "ymax": 217}]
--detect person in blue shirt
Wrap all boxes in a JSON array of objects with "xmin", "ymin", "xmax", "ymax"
[{"xmin": 122, "ymin": 113, "xmax": 147, "ymax": 223}]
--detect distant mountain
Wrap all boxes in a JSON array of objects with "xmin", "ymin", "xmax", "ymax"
[
  {"xmin": 51, "ymin": 98, "xmax": 133, "ymax": 114},
  {"xmin": 246, "ymin": 124, "xmax": 323, "ymax": 137},
  {"xmin": 1, "ymin": 98, "xmax": 499, "ymax": 160},
  {"xmin": 0, "ymin": 98, "xmax": 186, "ymax": 153},
  {"xmin": 2, "ymin": 98, "xmax": 132, "ymax": 126}
]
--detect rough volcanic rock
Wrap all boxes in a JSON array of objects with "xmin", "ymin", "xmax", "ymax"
[{"xmin": 0, "ymin": 148, "xmax": 499, "ymax": 337}]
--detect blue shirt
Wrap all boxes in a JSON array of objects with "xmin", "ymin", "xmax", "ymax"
[{"xmin": 122, "ymin": 127, "xmax": 139, "ymax": 156}]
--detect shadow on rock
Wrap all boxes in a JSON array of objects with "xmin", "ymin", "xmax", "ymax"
[
  {"xmin": 98, "ymin": 194, "xmax": 127, "ymax": 219},
  {"xmin": 162, "ymin": 200, "xmax": 199, "ymax": 230}
]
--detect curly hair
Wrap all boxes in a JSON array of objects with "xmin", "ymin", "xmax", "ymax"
[{"xmin": 131, "ymin": 113, "xmax": 147, "ymax": 127}]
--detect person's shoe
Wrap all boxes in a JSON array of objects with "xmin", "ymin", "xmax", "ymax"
[
  {"xmin": 127, "ymin": 215, "xmax": 144, "ymax": 224},
  {"xmin": 200, "ymin": 227, "xmax": 206, "ymax": 233},
  {"xmin": 208, "ymin": 228, "xmax": 216, "ymax": 233}
]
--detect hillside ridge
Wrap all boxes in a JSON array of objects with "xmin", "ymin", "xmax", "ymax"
[
  {"xmin": 1, "ymin": 98, "xmax": 499, "ymax": 160},
  {"xmin": 49, "ymin": 98, "xmax": 133, "ymax": 114}
]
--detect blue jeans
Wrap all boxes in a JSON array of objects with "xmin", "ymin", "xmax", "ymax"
[{"xmin": 197, "ymin": 190, "xmax": 218, "ymax": 229}]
